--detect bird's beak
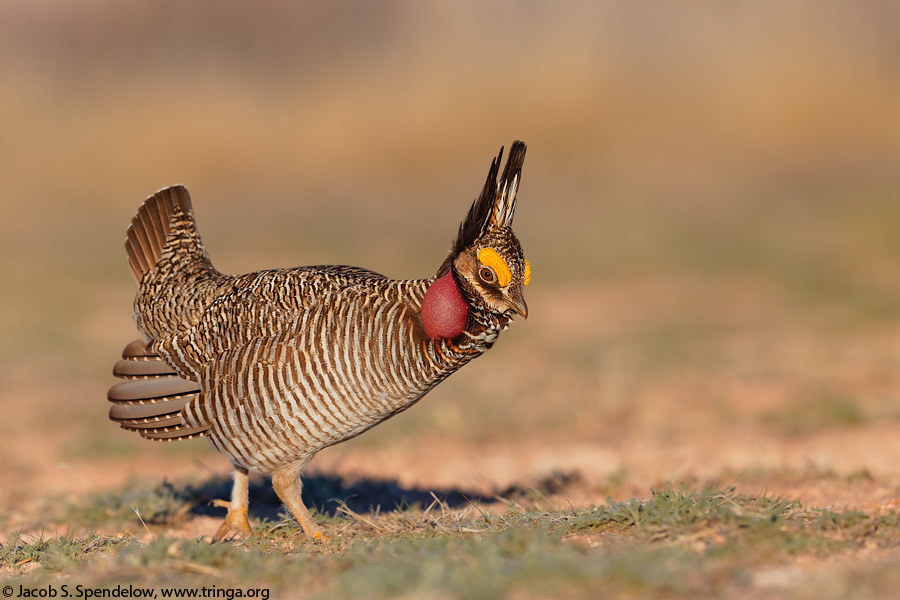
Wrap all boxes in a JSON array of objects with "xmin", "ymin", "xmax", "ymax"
[{"xmin": 507, "ymin": 294, "xmax": 529, "ymax": 320}]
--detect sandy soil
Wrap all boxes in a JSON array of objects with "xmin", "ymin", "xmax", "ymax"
[
  {"xmin": 4, "ymin": 399, "xmax": 900, "ymax": 539},
  {"xmin": 4, "ymin": 282, "xmax": 900, "ymax": 540}
]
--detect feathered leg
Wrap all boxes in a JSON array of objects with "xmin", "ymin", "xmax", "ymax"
[
  {"xmin": 272, "ymin": 461, "xmax": 325, "ymax": 541},
  {"xmin": 212, "ymin": 466, "xmax": 252, "ymax": 541}
]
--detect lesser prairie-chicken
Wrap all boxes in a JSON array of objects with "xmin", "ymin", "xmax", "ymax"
[{"xmin": 108, "ymin": 142, "xmax": 530, "ymax": 540}]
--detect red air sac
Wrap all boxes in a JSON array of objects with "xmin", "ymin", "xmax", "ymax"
[{"xmin": 421, "ymin": 272, "xmax": 469, "ymax": 340}]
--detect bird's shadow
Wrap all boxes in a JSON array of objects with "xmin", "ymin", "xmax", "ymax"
[
  {"xmin": 179, "ymin": 472, "xmax": 494, "ymax": 524},
  {"xmin": 163, "ymin": 470, "xmax": 580, "ymax": 525}
]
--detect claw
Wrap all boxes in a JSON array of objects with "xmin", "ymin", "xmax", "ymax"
[{"xmin": 210, "ymin": 499, "xmax": 253, "ymax": 542}]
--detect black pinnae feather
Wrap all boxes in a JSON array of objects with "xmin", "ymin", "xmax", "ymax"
[
  {"xmin": 454, "ymin": 141, "xmax": 527, "ymax": 253},
  {"xmin": 436, "ymin": 142, "xmax": 527, "ymax": 277},
  {"xmin": 497, "ymin": 141, "xmax": 527, "ymax": 228},
  {"xmin": 454, "ymin": 146, "xmax": 503, "ymax": 255}
]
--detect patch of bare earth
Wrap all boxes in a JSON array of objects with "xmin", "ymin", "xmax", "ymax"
[{"xmin": 3, "ymin": 280, "xmax": 900, "ymax": 596}]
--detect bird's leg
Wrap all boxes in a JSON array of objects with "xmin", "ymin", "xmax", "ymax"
[
  {"xmin": 211, "ymin": 466, "xmax": 253, "ymax": 541},
  {"xmin": 272, "ymin": 462, "xmax": 326, "ymax": 541}
]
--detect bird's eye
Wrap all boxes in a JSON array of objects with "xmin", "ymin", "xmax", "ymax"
[{"xmin": 479, "ymin": 266, "xmax": 495, "ymax": 283}]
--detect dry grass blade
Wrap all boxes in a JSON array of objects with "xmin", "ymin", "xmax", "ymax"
[{"xmin": 333, "ymin": 499, "xmax": 387, "ymax": 534}]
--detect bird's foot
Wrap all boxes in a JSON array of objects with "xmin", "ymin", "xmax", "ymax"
[
  {"xmin": 295, "ymin": 513, "xmax": 327, "ymax": 543},
  {"xmin": 210, "ymin": 499, "xmax": 253, "ymax": 542}
]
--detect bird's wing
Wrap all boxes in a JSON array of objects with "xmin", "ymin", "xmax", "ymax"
[
  {"xmin": 107, "ymin": 338, "xmax": 210, "ymax": 441},
  {"xmin": 180, "ymin": 281, "xmax": 420, "ymax": 458}
]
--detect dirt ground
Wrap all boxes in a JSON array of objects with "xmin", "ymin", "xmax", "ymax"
[
  {"xmin": 6, "ymin": 420, "xmax": 900, "ymax": 532},
  {"xmin": 5, "ymin": 282, "xmax": 900, "ymax": 542}
]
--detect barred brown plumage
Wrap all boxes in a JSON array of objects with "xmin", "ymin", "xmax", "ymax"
[{"xmin": 108, "ymin": 141, "xmax": 530, "ymax": 540}]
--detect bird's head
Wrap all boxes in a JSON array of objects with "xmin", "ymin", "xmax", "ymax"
[
  {"xmin": 452, "ymin": 226, "xmax": 529, "ymax": 321},
  {"xmin": 425, "ymin": 142, "xmax": 529, "ymax": 340}
]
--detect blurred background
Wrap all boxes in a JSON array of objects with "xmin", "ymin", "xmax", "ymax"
[{"xmin": 3, "ymin": 1, "xmax": 900, "ymax": 519}]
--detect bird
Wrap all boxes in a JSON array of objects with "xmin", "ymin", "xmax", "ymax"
[{"xmin": 107, "ymin": 141, "xmax": 530, "ymax": 541}]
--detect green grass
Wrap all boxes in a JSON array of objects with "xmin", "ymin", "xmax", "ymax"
[{"xmin": 5, "ymin": 482, "xmax": 900, "ymax": 599}]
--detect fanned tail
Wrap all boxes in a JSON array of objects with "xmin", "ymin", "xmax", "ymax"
[
  {"xmin": 108, "ymin": 339, "xmax": 209, "ymax": 442},
  {"xmin": 112, "ymin": 185, "xmax": 221, "ymax": 442},
  {"xmin": 125, "ymin": 184, "xmax": 213, "ymax": 284}
]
